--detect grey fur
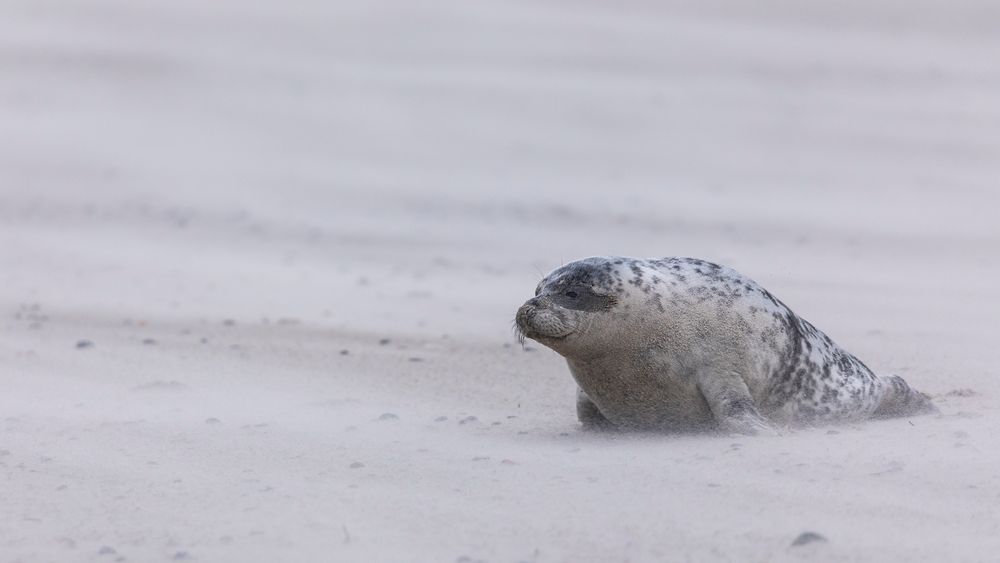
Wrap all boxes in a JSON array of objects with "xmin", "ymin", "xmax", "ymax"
[{"xmin": 515, "ymin": 257, "xmax": 936, "ymax": 435}]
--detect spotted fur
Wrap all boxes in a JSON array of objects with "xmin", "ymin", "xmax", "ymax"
[{"xmin": 515, "ymin": 256, "xmax": 935, "ymax": 434}]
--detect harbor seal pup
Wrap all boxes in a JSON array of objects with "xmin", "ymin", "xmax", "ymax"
[{"xmin": 514, "ymin": 257, "xmax": 935, "ymax": 434}]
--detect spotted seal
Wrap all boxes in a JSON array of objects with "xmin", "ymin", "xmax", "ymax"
[{"xmin": 514, "ymin": 257, "xmax": 935, "ymax": 434}]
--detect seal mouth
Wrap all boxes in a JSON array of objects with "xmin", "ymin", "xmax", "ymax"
[{"xmin": 513, "ymin": 322, "xmax": 570, "ymax": 345}]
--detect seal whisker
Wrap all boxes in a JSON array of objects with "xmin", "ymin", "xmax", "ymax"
[{"xmin": 511, "ymin": 319, "xmax": 526, "ymax": 346}]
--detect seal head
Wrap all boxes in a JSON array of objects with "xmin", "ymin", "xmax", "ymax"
[{"xmin": 515, "ymin": 259, "xmax": 620, "ymax": 352}]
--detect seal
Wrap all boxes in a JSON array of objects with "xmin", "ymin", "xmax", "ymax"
[{"xmin": 515, "ymin": 257, "xmax": 935, "ymax": 434}]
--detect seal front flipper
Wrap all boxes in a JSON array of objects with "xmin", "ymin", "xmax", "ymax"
[
  {"xmin": 576, "ymin": 387, "xmax": 616, "ymax": 431},
  {"xmin": 696, "ymin": 372, "xmax": 776, "ymax": 436}
]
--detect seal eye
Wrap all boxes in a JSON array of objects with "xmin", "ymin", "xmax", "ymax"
[{"xmin": 565, "ymin": 290, "xmax": 578, "ymax": 299}]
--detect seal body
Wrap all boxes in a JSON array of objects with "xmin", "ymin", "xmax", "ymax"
[{"xmin": 515, "ymin": 257, "xmax": 935, "ymax": 434}]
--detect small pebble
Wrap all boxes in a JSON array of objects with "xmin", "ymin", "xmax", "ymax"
[
  {"xmin": 205, "ymin": 418, "xmax": 222, "ymax": 425},
  {"xmin": 378, "ymin": 338, "xmax": 391, "ymax": 346},
  {"xmin": 142, "ymin": 338, "xmax": 157, "ymax": 345},
  {"xmin": 75, "ymin": 340, "xmax": 94, "ymax": 349},
  {"xmin": 378, "ymin": 413, "xmax": 399, "ymax": 421},
  {"xmin": 339, "ymin": 350, "xmax": 350, "ymax": 356},
  {"xmin": 458, "ymin": 416, "xmax": 478, "ymax": 425},
  {"xmin": 98, "ymin": 546, "xmax": 117, "ymax": 555},
  {"xmin": 434, "ymin": 416, "xmax": 448, "ymax": 422},
  {"xmin": 349, "ymin": 462, "xmax": 365, "ymax": 469},
  {"xmin": 173, "ymin": 551, "xmax": 191, "ymax": 560},
  {"xmin": 222, "ymin": 319, "xmax": 235, "ymax": 327},
  {"xmin": 500, "ymin": 459, "xmax": 517, "ymax": 466},
  {"xmin": 791, "ymin": 532, "xmax": 827, "ymax": 547}
]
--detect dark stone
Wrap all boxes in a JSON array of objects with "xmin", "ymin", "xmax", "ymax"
[{"xmin": 791, "ymin": 532, "xmax": 827, "ymax": 546}]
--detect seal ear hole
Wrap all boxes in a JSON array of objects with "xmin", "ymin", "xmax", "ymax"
[{"xmin": 565, "ymin": 290, "xmax": 579, "ymax": 299}]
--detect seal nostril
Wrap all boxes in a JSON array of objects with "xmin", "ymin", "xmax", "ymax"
[
  {"xmin": 528, "ymin": 297, "xmax": 541, "ymax": 307},
  {"xmin": 516, "ymin": 304, "xmax": 534, "ymax": 322}
]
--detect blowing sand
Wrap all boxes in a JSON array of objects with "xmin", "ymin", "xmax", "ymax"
[{"xmin": 2, "ymin": 0, "xmax": 999, "ymax": 561}]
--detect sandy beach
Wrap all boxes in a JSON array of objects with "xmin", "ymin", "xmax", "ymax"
[{"xmin": 2, "ymin": 0, "xmax": 999, "ymax": 561}]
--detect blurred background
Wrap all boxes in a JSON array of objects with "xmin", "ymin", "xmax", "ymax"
[
  {"xmin": 2, "ymin": 1, "xmax": 999, "ymax": 561},
  {"xmin": 4, "ymin": 0, "xmax": 999, "ymax": 330}
]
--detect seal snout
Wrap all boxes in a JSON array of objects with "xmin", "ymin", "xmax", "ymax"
[
  {"xmin": 515, "ymin": 297, "xmax": 577, "ymax": 342},
  {"xmin": 515, "ymin": 299, "xmax": 540, "ymax": 337}
]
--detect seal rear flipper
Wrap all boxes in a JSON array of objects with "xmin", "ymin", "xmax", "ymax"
[{"xmin": 872, "ymin": 374, "xmax": 938, "ymax": 418}]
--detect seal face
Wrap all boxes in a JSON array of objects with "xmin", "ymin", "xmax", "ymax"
[{"xmin": 515, "ymin": 256, "xmax": 936, "ymax": 434}]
